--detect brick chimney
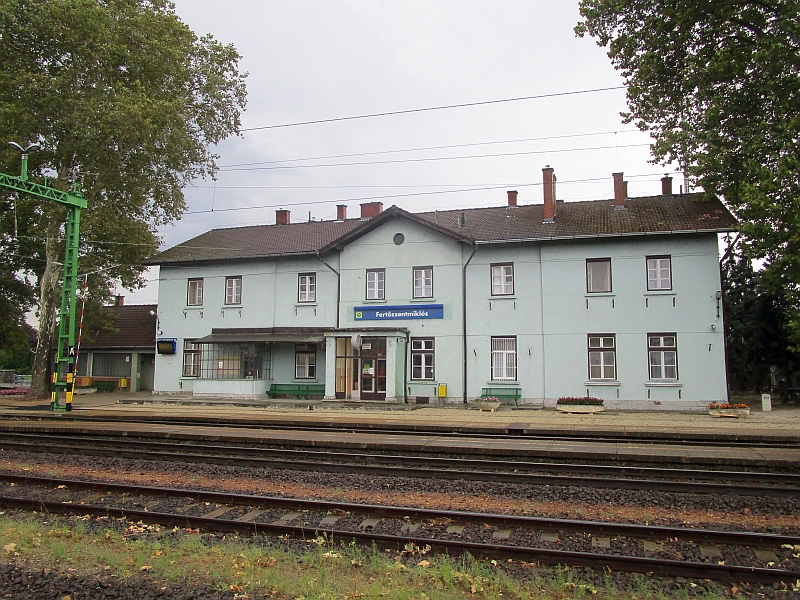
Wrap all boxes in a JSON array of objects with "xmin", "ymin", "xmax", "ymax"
[
  {"xmin": 275, "ymin": 209, "xmax": 290, "ymax": 225},
  {"xmin": 507, "ymin": 190, "xmax": 518, "ymax": 206},
  {"xmin": 661, "ymin": 174, "xmax": 673, "ymax": 196},
  {"xmin": 336, "ymin": 204, "xmax": 347, "ymax": 220},
  {"xmin": 360, "ymin": 202, "xmax": 383, "ymax": 218},
  {"xmin": 542, "ymin": 166, "xmax": 556, "ymax": 222},
  {"xmin": 115, "ymin": 295, "xmax": 124, "ymax": 306},
  {"xmin": 612, "ymin": 172, "xmax": 626, "ymax": 209}
]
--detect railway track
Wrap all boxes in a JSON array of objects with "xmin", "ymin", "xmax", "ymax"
[
  {"xmin": 0, "ymin": 473, "xmax": 797, "ymax": 584},
  {"xmin": 3, "ymin": 412, "xmax": 798, "ymax": 448},
  {"xmin": 1, "ymin": 432, "xmax": 798, "ymax": 497}
]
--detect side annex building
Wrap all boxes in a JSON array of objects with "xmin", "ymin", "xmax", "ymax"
[{"xmin": 148, "ymin": 169, "xmax": 737, "ymax": 410}]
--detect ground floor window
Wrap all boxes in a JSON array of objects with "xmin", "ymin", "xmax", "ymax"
[
  {"xmin": 183, "ymin": 340, "xmax": 200, "ymax": 377},
  {"xmin": 648, "ymin": 333, "xmax": 678, "ymax": 380},
  {"xmin": 198, "ymin": 343, "xmax": 271, "ymax": 379},
  {"xmin": 588, "ymin": 334, "xmax": 616, "ymax": 380},
  {"xmin": 491, "ymin": 336, "xmax": 516, "ymax": 381},
  {"xmin": 295, "ymin": 343, "xmax": 317, "ymax": 379},
  {"xmin": 92, "ymin": 353, "xmax": 132, "ymax": 378},
  {"xmin": 411, "ymin": 338, "xmax": 434, "ymax": 380}
]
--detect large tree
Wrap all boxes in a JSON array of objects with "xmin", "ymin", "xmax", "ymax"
[
  {"xmin": 576, "ymin": 1, "xmax": 800, "ymax": 341},
  {"xmin": 0, "ymin": 0, "xmax": 247, "ymax": 397}
]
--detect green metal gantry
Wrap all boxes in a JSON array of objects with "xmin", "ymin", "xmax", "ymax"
[{"xmin": 0, "ymin": 150, "xmax": 87, "ymax": 412}]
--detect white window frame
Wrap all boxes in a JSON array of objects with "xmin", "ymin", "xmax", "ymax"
[
  {"xmin": 295, "ymin": 343, "xmax": 316, "ymax": 379},
  {"xmin": 588, "ymin": 335, "xmax": 616, "ymax": 380},
  {"xmin": 225, "ymin": 276, "xmax": 242, "ymax": 305},
  {"xmin": 491, "ymin": 263, "xmax": 514, "ymax": 296},
  {"xmin": 187, "ymin": 278, "xmax": 204, "ymax": 306},
  {"xmin": 182, "ymin": 340, "xmax": 200, "ymax": 377},
  {"xmin": 647, "ymin": 256, "xmax": 672, "ymax": 291},
  {"xmin": 586, "ymin": 259, "xmax": 612, "ymax": 293},
  {"xmin": 413, "ymin": 266, "xmax": 433, "ymax": 299},
  {"xmin": 411, "ymin": 338, "xmax": 434, "ymax": 380},
  {"xmin": 648, "ymin": 333, "xmax": 678, "ymax": 380},
  {"xmin": 491, "ymin": 336, "xmax": 517, "ymax": 381},
  {"xmin": 298, "ymin": 273, "xmax": 316, "ymax": 303},
  {"xmin": 366, "ymin": 269, "xmax": 385, "ymax": 300}
]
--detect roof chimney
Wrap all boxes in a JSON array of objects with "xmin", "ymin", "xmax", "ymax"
[
  {"xmin": 661, "ymin": 174, "xmax": 673, "ymax": 196},
  {"xmin": 336, "ymin": 204, "xmax": 347, "ymax": 220},
  {"xmin": 360, "ymin": 202, "xmax": 383, "ymax": 218},
  {"xmin": 612, "ymin": 172, "xmax": 626, "ymax": 209},
  {"xmin": 542, "ymin": 166, "xmax": 556, "ymax": 222},
  {"xmin": 115, "ymin": 295, "xmax": 124, "ymax": 306},
  {"xmin": 275, "ymin": 209, "xmax": 290, "ymax": 225},
  {"xmin": 507, "ymin": 190, "xmax": 518, "ymax": 206}
]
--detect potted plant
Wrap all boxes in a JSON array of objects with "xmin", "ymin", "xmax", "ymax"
[
  {"xmin": 556, "ymin": 396, "xmax": 604, "ymax": 414},
  {"xmin": 475, "ymin": 396, "xmax": 502, "ymax": 412},
  {"xmin": 708, "ymin": 402, "xmax": 750, "ymax": 418}
]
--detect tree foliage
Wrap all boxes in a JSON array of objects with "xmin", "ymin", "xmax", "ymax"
[
  {"xmin": 576, "ymin": 0, "xmax": 800, "ymax": 340},
  {"xmin": 0, "ymin": 0, "xmax": 247, "ymax": 396}
]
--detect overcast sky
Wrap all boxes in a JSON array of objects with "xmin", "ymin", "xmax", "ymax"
[{"xmin": 119, "ymin": 0, "xmax": 678, "ymax": 304}]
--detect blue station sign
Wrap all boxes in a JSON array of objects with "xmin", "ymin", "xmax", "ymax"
[{"xmin": 354, "ymin": 304, "xmax": 444, "ymax": 321}]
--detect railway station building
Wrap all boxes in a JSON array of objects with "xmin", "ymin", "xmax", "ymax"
[{"xmin": 148, "ymin": 168, "xmax": 737, "ymax": 410}]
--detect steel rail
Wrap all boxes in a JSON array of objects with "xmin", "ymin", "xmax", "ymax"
[
  {"xmin": 5, "ymin": 414, "xmax": 798, "ymax": 448},
  {"xmin": 2, "ymin": 473, "xmax": 798, "ymax": 547},
  {"xmin": 2, "ymin": 431, "xmax": 796, "ymax": 484},
  {"xmin": 0, "ymin": 488, "xmax": 797, "ymax": 583},
  {"xmin": 0, "ymin": 435, "xmax": 796, "ymax": 497}
]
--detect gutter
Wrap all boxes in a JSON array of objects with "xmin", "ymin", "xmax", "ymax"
[
  {"xmin": 317, "ymin": 254, "xmax": 341, "ymax": 329},
  {"xmin": 462, "ymin": 245, "xmax": 477, "ymax": 404}
]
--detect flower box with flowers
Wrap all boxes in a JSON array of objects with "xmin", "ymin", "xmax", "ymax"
[
  {"xmin": 475, "ymin": 397, "xmax": 502, "ymax": 412},
  {"xmin": 708, "ymin": 403, "xmax": 750, "ymax": 418},
  {"xmin": 556, "ymin": 396, "xmax": 604, "ymax": 414}
]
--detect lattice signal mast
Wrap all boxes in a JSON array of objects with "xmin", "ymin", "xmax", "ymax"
[{"xmin": 1, "ymin": 142, "xmax": 87, "ymax": 411}]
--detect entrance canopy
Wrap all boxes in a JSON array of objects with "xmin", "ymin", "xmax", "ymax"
[{"xmin": 195, "ymin": 333, "xmax": 324, "ymax": 343}]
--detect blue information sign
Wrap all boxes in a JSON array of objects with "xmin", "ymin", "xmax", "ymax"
[{"xmin": 354, "ymin": 304, "xmax": 443, "ymax": 321}]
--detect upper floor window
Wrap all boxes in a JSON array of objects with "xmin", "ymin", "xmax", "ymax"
[
  {"xmin": 225, "ymin": 276, "xmax": 242, "ymax": 305},
  {"xmin": 295, "ymin": 343, "xmax": 316, "ymax": 379},
  {"xmin": 366, "ymin": 269, "xmax": 385, "ymax": 300},
  {"xmin": 491, "ymin": 336, "xmax": 517, "ymax": 381},
  {"xmin": 647, "ymin": 256, "xmax": 672, "ymax": 290},
  {"xmin": 648, "ymin": 334, "xmax": 678, "ymax": 380},
  {"xmin": 298, "ymin": 273, "xmax": 316, "ymax": 303},
  {"xmin": 588, "ymin": 334, "xmax": 616, "ymax": 380},
  {"xmin": 411, "ymin": 338, "xmax": 434, "ymax": 380},
  {"xmin": 586, "ymin": 259, "xmax": 612, "ymax": 293},
  {"xmin": 413, "ymin": 267, "xmax": 433, "ymax": 298},
  {"xmin": 187, "ymin": 278, "xmax": 204, "ymax": 306},
  {"xmin": 491, "ymin": 263, "xmax": 514, "ymax": 296}
]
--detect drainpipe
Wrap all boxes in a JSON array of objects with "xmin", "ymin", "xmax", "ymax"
[
  {"xmin": 404, "ymin": 330, "xmax": 410, "ymax": 404},
  {"xmin": 462, "ymin": 245, "xmax": 477, "ymax": 404},
  {"xmin": 318, "ymin": 254, "xmax": 340, "ymax": 329}
]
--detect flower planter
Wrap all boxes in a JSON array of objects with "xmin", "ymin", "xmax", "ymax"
[
  {"xmin": 475, "ymin": 400, "xmax": 502, "ymax": 412},
  {"xmin": 709, "ymin": 407, "xmax": 750, "ymax": 419},
  {"xmin": 556, "ymin": 404, "xmax": 604, "ymax": 414}
]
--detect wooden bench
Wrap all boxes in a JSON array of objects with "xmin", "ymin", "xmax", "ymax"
[
  {"xmin": 481, "ymin": 387, "xmax": 521, "ymax": 406},
  {"xmin": 93, "ymin": 380, "xmax": 117, "ymax": 393},
  {"xmin": 267, "ymin": 383, "xmax": 325, "ymax": 400}
]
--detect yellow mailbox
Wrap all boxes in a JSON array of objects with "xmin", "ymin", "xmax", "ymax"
[{"xmin": 437, "ymin": 384, "xmax": 447, "ymax": 398}]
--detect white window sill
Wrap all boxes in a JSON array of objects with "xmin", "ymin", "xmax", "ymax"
[
  {"xmin": 292, "ymin": 379, "xmax": 319, "ymax": 383},
  {"xmin": 645, "ymin": 380, "xmax": 682, "ymax": 387},
  {"xmin": 184, "ymin": 306, "xmax": 203, "ymax": 310},
  {"xmin": 295, "ymin": 302, "xmax": 317, "ymax": 307},
  {"xmin": 362, "ymin": 299, "xmax": 387, "ymax": 304},
  {"xmin": 409, "ymin": 379, "xmax": 436, "ymax": 383},
  {"xmin": 222, "ymin": 304, "xmax": 242, "ymax": 308},
  {"xmin": 410, "ymin": 297, "xmax": 435, "ymax": 302},
  {"xmin": 489, "ymin": 295, "xmax": 516, "ymax": 300},
  {"xmin": 585, "ymin": 293, "xmax": 614, "ymax": 297},
  {"xmin": 486, "ymin": 381, "xmax": 520, "ymax": 385},
  {"xmin": 644, "ymin": 291, "xmax": 675, "ymax": 296},
  {"xmin": 584, "ymin": 380, "xmax": 621, "ymax": 386}
]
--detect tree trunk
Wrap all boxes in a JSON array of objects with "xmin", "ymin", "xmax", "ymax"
[{"xmin": 27, "ymin": 228, "xmax": 61, "ymax": 400}]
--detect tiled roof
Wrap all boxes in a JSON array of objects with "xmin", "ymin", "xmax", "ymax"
[
  {"xmin": 416, "ymin": 194, "xmax": 737, "ymax": 242},
  {"xmin": 148, "ymin": 193, "xmax": 736, "ymax": 265},
  {"xmin": 148, "ymin": 219, "xmax": 364, "ymax": 265},
  {"xmin": 81, "ymin": 304, "xmax": 157, "ymax": 350}
]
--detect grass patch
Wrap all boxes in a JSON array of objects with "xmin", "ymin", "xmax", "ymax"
[{"xmin": 0, "ymin": 512, "xmax": 733, "ymax": 599}]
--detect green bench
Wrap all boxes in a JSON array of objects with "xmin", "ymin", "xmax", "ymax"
[
  {"xmin": 267, "ymin": 383, "xmax": 325, "ymax": 400},
  {"xmin": 481, "ymin": 387, "xmax": 521, "ymax": 406},
  {"xmin": 93, "ymin": 380, "xmax": 117, "ymax": 393}
]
